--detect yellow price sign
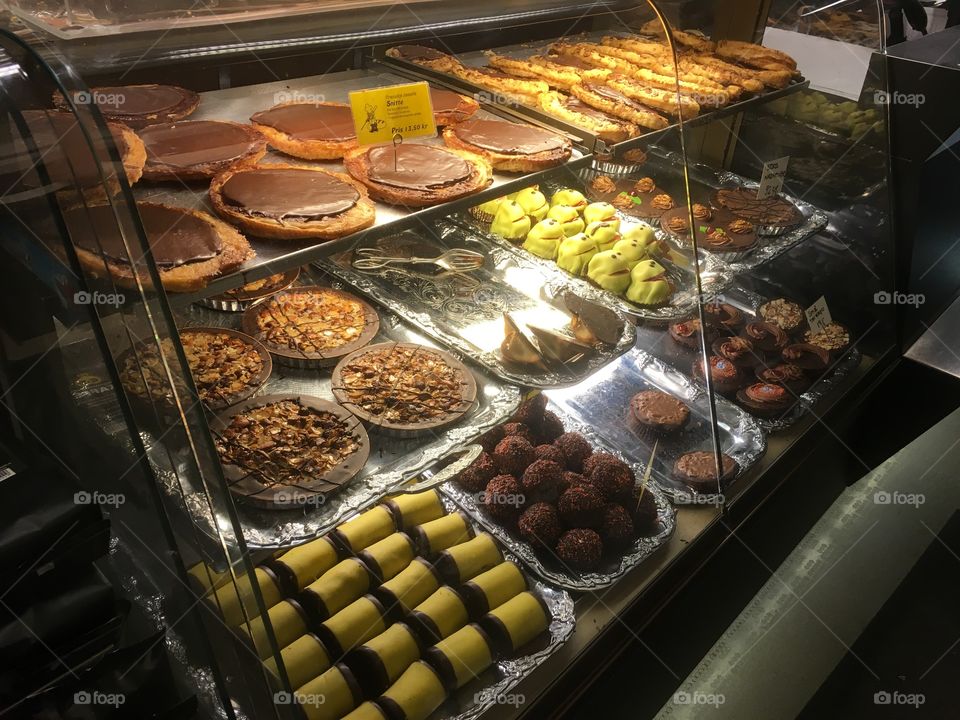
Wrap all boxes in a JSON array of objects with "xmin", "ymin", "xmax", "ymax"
[{"xmin": 349, "ymin": 82, "xmax": 437, "ymax": 147}]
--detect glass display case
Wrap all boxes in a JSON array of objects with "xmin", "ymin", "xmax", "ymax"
[{"xmin": 0, "ymin": 1, "xmax": 895, "ymax": 718}]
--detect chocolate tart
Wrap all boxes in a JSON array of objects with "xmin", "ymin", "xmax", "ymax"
[
  {"xmin": 210, "ymin": 164, "xmax": 376, "ymax": 240},
  {"xmin": 212, "ymin": 394, "xmax": 370, "ymax": 510},
  {"xmin": 736, "ymin": 382, "xmax": 795, "ymax": 417},
  {"xmin": 629, "ymin": 389, "xmax": 691, "ymax": 434},
  {"xmin": 250, "ymin": 101, "xmax": 357, "ymax": 160},
  {"xmin": 117, "ymin": 327, "xmax": 271, "ymax": 412},
  {"xmin": 199, "ymin": 267, "xmax": 300, "ymax": 312},
  {"xmin": 385, "ymin": 44, "xmax": 459, "ymax": 72},
  {"xmin": 781, "ymin": 342, "xmax": 830, "ymax": 372},
  {"xmin": 139, "ymin": 120, "xmax": 266, "ymax": 181},
  {"xmin": 802, "ymin": 322, "xmax": 851, "ymax": 358},
  {"xmin": 343, "ymin": 143, "xmax": 493, "ymax": 208},
  {"xmin": 331, "ymin": 342, "xmax": 478, "ymax": 437},
  {"xmin": 430, "ymin": 87, "xmax": 479, "ymax": 126},
  {"xmin": 672, "ymin": 450, "xmax": 739, "ymax": 493},
  {"xmin": 755, "ymin": 362, "xmax": 810, "ymax": 394},
  {"xmin": 659, "ymin": 206, "xmax": 757, "ymax": 255},
  {"xmin": 55, "ymin": 84, "xmax": 199, "ymax": 128},
  {"xmin": 741, "ymin": 320, "xmax": 788, "ymax": 353},
  {"xmin": 242, "ymin": 285, "xmax": 379, "ymax": 367},
  {"xmin": 758, "ymin": 298, "xmax": 806, "ymax": 333},
  {"xmin": 692, "ymin": 355, "xmax": 743, "ymax": 395},
  {"xmin": 442, "ymin": 118, "xmax": 571, "ymax": 172},
  {"xmin": 712, "ymin": 336, "xmax": 761, "ymax": 369},
  {"xmin": 713, "ymin": 187, "xmax": 803, "ymax": 236},
  {"xmin": 65, "ymin": 201, "xmax": 253, "ymax": 293}
]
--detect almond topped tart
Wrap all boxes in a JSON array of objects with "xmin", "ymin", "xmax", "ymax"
[
  {"xmin": 343, "ymin": 143, "xmax": 492, "ymax": 208},
  {"xmin": 250, "ymin": 101, "xmax": 357, "ymax": 160},
  {"xmin": 242, "ymin": 285, "xmax": 379, "ymax": 367},
  {"xmin": 138, "ymin": 120, "xmax": 266, "ymax": 181},
  {"xmin": 54, "ymin": 84, "xmax": 199, "ymax": 128},
  {"xmin": 213, "ymin": 394, "xmax": 370, "ymax": 510},
  {"xmin": 331, "ymin": 342, "xmax": 478, "ymax": 437},
  {"xmin": 118, "ymin": 328, "xmax": 271, "ymax": 411},
  {"xmin": 442, "ymin": 118, "xmax": 572, "ymax": 172},
  {"xmin": 210, "ymin": 164, "xmax": 375, "ymax": 240},
  {"xmin": 63, "ymin": 201, "xmax": 253, "ymax": 292}
]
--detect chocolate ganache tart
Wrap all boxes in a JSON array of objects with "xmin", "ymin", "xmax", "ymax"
[
  {"xmin": 429, "ymin": 87, "xmax": 479, "ymax": 126},
  {"xmin": 343, "ymin": 143, "xmax": 492, "ymax": 208},
  {"xmin": 64, "ymin": 201, "xmax": 253, "ymax": 292},
  {"xmin": 139, "ymin": 120, "xmax": 266, "ymax": 181},
  {"xmin": 55, "ymin": 84, "xmax": 199, "ymax": 128},
  {"xmin": 442, "ymin": 118, "xmax": 572, "ymax": 172},
  {"xmin": 210, "ymin": 164, "xmax": 375, "ymax": 240},
  {"xmin": 250, "ymin": 101, "xmax": 357, "ymax": 160}
]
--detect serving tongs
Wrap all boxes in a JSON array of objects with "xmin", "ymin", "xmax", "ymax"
[
  {"xmin": 393, "ymin": 443, "xmax": 483, "ymax": 495},
  {"xmin": 352, "ymin": 247, "xmax": 485, "ymax": 273}
]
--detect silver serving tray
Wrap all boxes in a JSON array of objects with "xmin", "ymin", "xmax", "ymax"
[
  {"xmin": 547, "ymin": 348, "xmax": 767, "ymax": 505},
  {"xmin": 315, "ymin": 224, "xmax": 637, "ymax": 390},
  {"xmin": 161, "ymin": 274, "xmax": 521, "ymax": 549},
  {"xmin": 634, "ymin": 285, "xmax": 862, "ymax": 433},
  {"xmin": 442, "ymin": 402, "xmax": 677, "ymax": 592}
]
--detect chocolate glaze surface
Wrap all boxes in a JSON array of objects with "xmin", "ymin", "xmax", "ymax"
[
  {"xmin": 141, "ymin": 121, "xmax": 258, "ymax": 168},
  {"xmin": 452, "ymin": 119, "xmax": 565, "ymax": 155},
  {"xmin": 430, "ymin": 88, "xmax": 467, "ymax": 114},
  {"xmin": 251, "ymin": 104, "xmax": 356, "ymax": 142},
  {"xmin": 367, "ymin": 145, "xmax": 470, "ymax": 190},
  {"xmin": 67, "ymin": 203, "xmax": 221, "ymax": 267},
  {"xmin": 221, "ymin": 168, "xmax": 359, "ymax": 220},
  {"xmin": 93, "ymin": 85, "xmax": 189, "ymax": 116}
]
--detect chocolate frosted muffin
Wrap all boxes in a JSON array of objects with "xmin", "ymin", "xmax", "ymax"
[
  {"xmin": 802, "ymin": 323, "xmax": 851, "ymax": 356},
  {"xmin": 534, "ymin": 444, "xmax": 566, "ymax": 466},
  {"xmin": 781, "ymin": 343, "xmax": 830, "ymax": 372},
  {"xmin": 556, "ymin": 528, "xmax": 603, "ymax": 570},
  {"xmin": 492, "ymin": 436, "xmax": 535, "ymax": 476},
  {"xmin": 669, "ymin": 318, "xmax": 718, "ymax": 350},
  {"xmin": 520, "ymin": 460, "xmax": 563, "ymax": 503},
  {"xmin": 538, "ymin": 410, "xmax": 566, "ymax": 444},
  {"xmin": 630, "ymin": 390, "xmax": 691, "ymax": 435},
  {"xmin": 600, "ymin": 504, "xmax": 635, "ymax": 549},
  {"xmin": 518, "ymin": 503, "xmax": 561, "ymax": 550},
  {"xmin": 758, "ymin": 298, "xmax": 805, "ymax": 333},
  {"xmin": 673, "ymin": 451, "xmax": 738, "ymax": 492},
  {"xmin": 712, "ymin": 336, "xmax": 760, "ymax": 369},
  {"xmin": 557, "ymin": 485, "xmax": 604, "ymax": 528},
  {"xmin": 483, "ymin": 475, "xmax": 524, "ymax": 522},
  {"xmin": 502, "ymin": 422, "xmax": 534, "ymax": 445},
  {"xmin": 457, "ymin": 452, "xmax": 497, "ymax": 493},
  {"xmin": 742, "ymin": 321, "xmax": 788, "ymax": 353},
  {"xmin": 692, "ymin": 356, "xmax": 742, "ymax": 395},
  {"xmin": 702, "ymin": 302, "xmax": 743, "ymax": 331},
  {"xmin": 553, "ymin": 432, "xmax": 593, "ymax": 472},
  {"xmin": 736, "ymin": 383, "xmax": 794, "ymax": 417},
  {"xmin": 756, "ymin": 363, "xmax": 809, "ymax": 394}
]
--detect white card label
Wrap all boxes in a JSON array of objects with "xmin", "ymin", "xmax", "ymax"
[
  {"xmin": 0, "ymin": 464, "xmax": 16, "ymax": 483},
  {"xmin": 805, "ymin": 296, "xmax": 833, "ymax": 334},
  {"xmin": 757, "ymin": 156, "xmax": 790, "ymax": 199}
]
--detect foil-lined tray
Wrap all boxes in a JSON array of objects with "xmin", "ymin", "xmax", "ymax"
[
  {"xmin": 442, "ymin": 402, "xmax": 677, "ymax": 591},
  {"xmin": 547, "ymin": 348, "xmax": 767, "ymax": 505},
  {"xmin": 456, "ymin": 209, "xmax": 734, "ymax": 323},
  {"xmin": 634, "ymin": 285, "xmax": 862, "ymax": 433},
  {"xmin": 315, "ymin": 224, "xmax": 637, "ymax": 390},
  {"xmin": 161, "ymin": 274, "xmax": 521, "ymax": 549}
]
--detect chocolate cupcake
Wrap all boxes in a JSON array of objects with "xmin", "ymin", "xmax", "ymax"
[
  {"xmin": 736, "ymin": 382, "xmax": 795, "ymax": 417},
  {"xmin": 517, "ymin": 502, "xmax": 562, "ymax": 550},
  {"xmin": 781, "ymin": 343, "xmax": 830, "ymax": 372},
  {"xmin": 553, "ymin": 432, "xmax": 593, "ymax": 472},
  {"xmin": 483, "ymin": 475, "xmax": 525, "ymax": 523},
  {"xmin": 558, "ymin": 484, "xmax": 604, "ymax": 528},
  {"xmin": 702, "ymin": 302, "xmax": 743, "ymax": 332},
  {"xmin": 758, "ymin": 298, "xmax": 805, "ymax": 333},
  {"xmin": 673, "ymin": 451, "xmax": 739, "ymax": 493},
  {"xmin": 520, "ymin": 459, "xmax": 563, "ymax": 503},
  {"xmin": 692, "ymin": 355, "xmax": 743, "ymax": 395},
  {"xmin": 600, "ymin": 504, "xmax": 635, "ymax": 549},
  {"xmin": 629, "ymin": 390, "xmax": 691, "ymax": 435},
  {"xmin": 556, "ymin": 528, "xmax": 603, "ymax": 570},
  {"xmin": 802, "ymin": 322, "xmax": 851, "ymax": 358},
  {"xmin": 756, "ymin": 363, "xmax": 810, "ymax": 394},
  {"xmin": 742, "ymin": 321, "xmax": 788, "ymax": 353},
  {"xmin": 492, "ymin": 435, "xmax": 535, "ymax": 476},
  {"xmin": 712, "ymin": 336, "xmax": 760, "ymax": 369},
  {"xmin": 456, "ymin": 452, "xmax": 497, "ymax": 493},
  {"xmin": 669, "ymin": 318, "xmax": 718, "ymax": 350}
]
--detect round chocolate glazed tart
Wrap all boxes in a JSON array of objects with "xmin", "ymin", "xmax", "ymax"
[
  {"xmin": 55, "ymin": 84, "xmax": 199, "ymax": 128},
  {"xmin": 442, "ymin": 117, "xmax": 571, "ymax": 172},
  {"xmin": 251, "ymin": 101, "xmax": 358, "ymax": 160},
  {"xmin": 139, "ymin": 120, "xmax": 266, "ymax": 181},
  {"xmin": 210, "ymin": 164, "xmax": 375, "ymax": 240}
]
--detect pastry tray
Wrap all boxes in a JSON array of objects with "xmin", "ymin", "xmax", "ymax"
[
  {"xmin": 162, "ymin": 269, "xmax": 521, "ymax": 549},
  {"xmin": 442, "ymin": 401, "xmax": 677, "ymax": 591},
  {"xmin": 132, "ymin": 67, "xmax": 589, "ymax": 307},
  {"xmin": 315, "ymin": 223, "xmax": 638, "ymax": 390},
  {"xmin": 634, "ymin": 285, "xmax": 862, "ymax": 433},
  {"xmin": 547, "ymin": 348, "xmax": 767, "ymax": 504}
]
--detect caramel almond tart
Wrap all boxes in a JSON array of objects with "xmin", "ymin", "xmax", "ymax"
[
  {"xmin": 250, "ymin": 101, "xmax": 356, "ymax": 160},
  {"xmin": 210, "ymin": 164, "xmax": 375, "ymax": 240},
  {"xmin": 802, "ymin": 322, "xmax": 851, "ymax": 360},
  {"xmin": 442, "ymin": 118, "xmax": 571, "ymax": 172},
  {"xmin": 139, "ymin": 120, "xmax": 266, "ymax": 181},
  {"xmin": 713, "ymin": 187, "xmax": 803, "ymax": 236},
  {"xmin": 64, "ymin": 201, "xmax": 253, "ymax": 292},
  {"xmin": 118, "ymin": 328, "xmax": 271, "ymax": 411},
  {"xmin": 343, "ymin": 143, "xmax": 492, "ymax": 208},
  {"xmin": 213, "ymin": 394, "xmax": 370, "ymax": 510},
  {"xmin": 331, "ymin": 342, "xmax": 478, "ymax": 437},
  {"xmin": 200, "ymin": 267, "xmax": 300, "ymax": 312},
  {"xmin": 54, "ymin": 84, "xmax": 199, "ymax": 128},
  {"xmin": 385, "ymin": 44, "xmax": 460, "ymax": 72},
  {"xmin": 242, "ymin": 285, "xmax": 379, "ymax": 367}
]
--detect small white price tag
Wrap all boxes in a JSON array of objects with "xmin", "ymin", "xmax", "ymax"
[
  {"xmin": 757, "ymin": 156, "xmax": 790, "ymax": 199},
  {"xmin": 805, "ymin": 296, "xmax": 833, "ymax": 334},
  {"xmin": 0, "ymin": 464, "xmax": 16, "ymax": 483}
]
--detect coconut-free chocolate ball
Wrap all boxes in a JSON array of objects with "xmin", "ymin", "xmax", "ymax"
[
  {"xmin": 492, "ymin": 436, "xmax": 535, "ymax": 477},
  {"xmin": 483, "ymin": 475, "xmax": 525, "ymax": 523},
  {"xmin": 502, "ymin": 422, "xmax": 535, "ymax": 445},
  {"xmin": 553, "ymin": 432, "xmax": 593, "ymax": 472},
  {"xmin": 589, "ymin": 460, "xmax": 634, "ymax": 502},
  {"xmin": 456, "ymin": 452, "xmax": 497, "ymax": 493},
  {"xmin": 520, "ymin": 459, "xmax": 563, "ymax": 503},
  {"xmin": 556, "ymin": 528, "xmax": 603, "ymax": 570},
  {"xmin": 510, "ymin": 393, "xmax": 547, "ymax": 428},
  {"xmin": 600, "ymin": 504, "xmax": 635, "ymax": 549},
  {"xmin": 538, "ymin": 410, "xmax": 566, "ymax": 444},
  {"xmin": 628, "ymin": 485, "xmax": 660, "ymax": 534},
  {"xmin": 518, "ymin": 502, "xmax": 561, "ymax": 550},
  {"xmin": 534, "ymin": 444, "xmax": 566, "ymax": 467},
  {"xmin": 557, "ymin": 484, "xmax": 604, "ymax": 528},
  {"xmin": 479, "ymin": 425, "xmax": 505, "ymax": 453},
  {"xmin": 559, "ymin": 471, "xmax": 587, "ymax": 495}
]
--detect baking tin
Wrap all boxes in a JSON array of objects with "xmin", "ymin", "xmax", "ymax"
[
  {"xmin": 316, "ymin": 224, "xmax": 637, "ymax": 390},
  {"xmin": 442, "ymin": 403, "xmax": 677, "ymax": 591},
  {"xmin": 198, "ymin": 267, "xmax": 301, "ymax": 312},
  {"xmin": 547, "ymin": 348, "xmax": 767, "ymax": 504}
]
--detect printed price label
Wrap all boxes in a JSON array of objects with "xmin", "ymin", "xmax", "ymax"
[
  {"xmin": 0, "ymin": 465, "xmax": 16, "ymax": 483},
  {"xmin": 757, "ymin": 156, "xmax": 789, "ymax": 199},
  {"xmin": 805, "ymin": 296, "xmax": 833, "ymax": 334},
  {"xmin": 349, "ymin": 82, "xmax": 437, "ymax": 146}
]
